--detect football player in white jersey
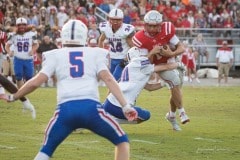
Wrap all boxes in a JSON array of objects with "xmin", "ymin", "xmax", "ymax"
[
  {"xmin": 103, "ymin": 47, "xmax": 184, "ymax": 124},
  {"xmin": 1, "ymin": 20, "xmax": 138, "ymax": 160},
  {"xmin": 5, "ymin": 17, "xmax": 39, "ymax": 89},
  {"xmin": 98, "ymin": 8, "xmax": 135, "ymax": 81}
]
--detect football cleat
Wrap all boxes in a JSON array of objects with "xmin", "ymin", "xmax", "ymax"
[
  {"xmin": 165, "ymin": 112, "xmax": 181, "ymax": 131},
  {"xmin": 179, "ymin": 112, "xmax": 190, "ymax": 124},
  {"xmin": 22, "ymin": 99, "xmax": 36, "ymax": 119}
]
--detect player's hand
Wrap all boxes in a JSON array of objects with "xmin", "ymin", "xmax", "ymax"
[
  {"xmin": 160, "ymin": 45, "xmax": 174, "ymax": 57},
  {"xmin": 149, "ymin": 45, "xmax": 162, "ymax": 56},
  {"xmin": 8, "ymin": 51, "xmax": 14, "ymax": 57},
  {"xmin": 122, "ymin": 104, "xmax": 138, "ymax": 121},
  {"xmin": 0, "ymin": 94, "xmax": 15, "ymax": 102}
]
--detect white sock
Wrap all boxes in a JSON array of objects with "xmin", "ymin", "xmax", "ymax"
[
  {"xmin": 34, "ymin": 152, "xmax": 50, "ymax": 160},
  {"xmin": 169, "ymin": 111, "xmax": 176, "ymax": 117},
  {"xmin": 0, "ymin": 86, "xmax": 5, "ymax": 94},
  {"xmin": 178, "ymin": 108, "xmax": 185, "ymax": 114}
]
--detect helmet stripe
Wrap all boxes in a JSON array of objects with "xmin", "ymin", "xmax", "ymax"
[{"xmin": 71, "ymin": 21, "xmax": 76, "ymax": 40}]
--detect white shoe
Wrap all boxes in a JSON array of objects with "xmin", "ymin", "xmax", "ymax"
[
  {"xmin": 196, "ymin": 78, "xmax": 200, "ymax": 83},
  {"xmin": 165, "ymin": 112, "xmax": 181, "ymax": 131},
  {"xmin": 0, "ymin": 86, "xmax": 5, "ymax": 94},
  {"xmin": 22, "ymin": 99, "xmax": 36, "ymax": 119},
  {"xmin": 179, "ymin": 112, "xmax": 190, "ymax": 124}
]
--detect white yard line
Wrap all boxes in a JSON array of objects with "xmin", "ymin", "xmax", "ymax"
[
  {"xmin": 0, "ymin": 145, "xmax": 16, "ymax": 150},
  {"xmin": 132, "ymin": 139, "xmax": 159, "ymax": 145},
  {"xmin": 194, "ymin": 137, "xmax": 223, "ymax": 142}
]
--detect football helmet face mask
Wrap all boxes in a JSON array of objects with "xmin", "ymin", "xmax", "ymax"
[
  {"xmin": 61, "ymin": 20, "xmax": 88, "ymax": 46},
  {"xmin": 108, "ymin": 8, "xmax": 123, "ymax": 31},
  {"xmin": 144, "ymin": 10, "xmax": 162, "ymax": 36},
  {"xmin": 16, "ymin": 17, "xmax": 27, "ymax": 33}
]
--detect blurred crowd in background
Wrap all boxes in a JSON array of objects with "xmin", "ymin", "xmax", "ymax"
[{"xmin": 0, "ymin": 0, "xmax": 240, "ymax": 44}]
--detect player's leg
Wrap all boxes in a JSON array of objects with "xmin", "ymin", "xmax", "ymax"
[
  {"xmin": 13, "ymin": 57, "xmax": 24, "ymax": 89},
  {"xmin": 110, "ymin": 59, "xmax": 122, "ymax": 80},
  {"xmin": 103, "ymin": 99, "xmax": 150, "ymax": 124},
  {"xmin": 35, "ymin": 106, "xmax": 74, "ymax": 159},
  {"xmin": 23, "ymin": 59, "xmax": 34, "ymax": 81},
  {"xmin": 87, "ymin": 101, "xmax": 130, "ymax": 160},
  {"xmin": 160, "ymin": 70, "xmax": 189, "ymax": 128},
  {"xmin": 10, "ymin": 58, "xmax": 16, "ymax": 84},
  {"xmin": 115, "ymin": 142, "xmax": 130, "ymax": 160},
  {"xmin": 0, "ymin": 74, "xmax": 36, "ymax": 118},
  {"xmin": 34, "ymin": 152, "xmax": 49, "ymax": 160},
  {"xmin": 112, "ymin": 59, "xmax": 127, "ymax": 81}
]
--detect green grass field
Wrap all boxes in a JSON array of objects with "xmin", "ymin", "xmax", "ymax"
[{"xmin": 0, "ymin": 86, "xmax": 240, "ymax": 160}]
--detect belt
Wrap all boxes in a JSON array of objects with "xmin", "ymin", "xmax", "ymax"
[{"xmin": 220, "ymin": 62, "xmax": 229, "ymax": 64}]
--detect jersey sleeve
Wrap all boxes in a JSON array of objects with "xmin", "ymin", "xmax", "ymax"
[
  {"xmin": 40, "ymin": 51, "xmax": 57, "ymax": 78},
  {"xmin": 140, "ymin": 59, "xmax": 154, "ymax": 75},
  {"xmin": 161, "ymin": 22, "xmax": 176, "ymax": 38},
  {"xmin": 122, "ymin": 24, "xmax": 135, "ymax": 37},
  {"xmin": 132, "ymin": 30, "xmax": 144, "ymax": 48},
  {"xmin": 98, "ymin": 22, "xmax": 108, "ymax": 33}
]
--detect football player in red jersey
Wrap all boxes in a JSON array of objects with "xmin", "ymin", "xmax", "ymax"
[{"xmin": 132, "ymin": 10, "xmax": 189, "ymax": 131}]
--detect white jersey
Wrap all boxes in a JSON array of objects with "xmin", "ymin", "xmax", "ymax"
[
  {"xmin": 107, "ymin": 56, "xmax": 154, "ymax": 106},
  {"xmin": 40, "ymin": 47, "xmax": 109, "ymax": 105},
  {"xmin": 7, "ymin": 32, "xmax": 38, "ymax": 59},
  {"xmin": 99, "ymin": 22, "xmax": 135, "ymax": 59}
]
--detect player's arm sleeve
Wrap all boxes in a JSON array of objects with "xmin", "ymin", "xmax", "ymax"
[
  {"xmin": 39, "ymin": 51, "xmax": 56, "ymax": 78},
  {"xmin": 140, "ymin": 62, "xmax": 154, "ymax": 75},
  {"xmin": 98, "ymin": 33, "xmax": 106, "ymax": 48},
  {"xmin": 132, "ymin": 31, "xmax": 143, "ymax": 48},
  {"xmin": 126, "ymin": 28, "xmax": 135, "ymax": 47}
]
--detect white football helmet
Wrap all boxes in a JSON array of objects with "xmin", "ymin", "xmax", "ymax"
[
  {"xmin": 108, "ymin": 8, "xmax": 124, "ymax": 19},
  {"xmin": 144, "ymin": 10, "xmax": 162, "ymax": 24},
  {"xmin": 61, "ymin": 20, "xmax": 88, "ymax": 46},
  {"xmin": 16, "ymin": 17, "xmax": 27, "ymax": 25},
  {"xmin": 16, "ymin": 17, "xmax": 27, "ymax": 33},
  {"xmin": 127, "ymin": 47, "xmax": 144, "ymax": 61}
]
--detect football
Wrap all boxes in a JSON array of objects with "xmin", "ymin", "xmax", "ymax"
[{"xmin": 158, "ymin": 45, "xmax": 168, "ymax": 56}]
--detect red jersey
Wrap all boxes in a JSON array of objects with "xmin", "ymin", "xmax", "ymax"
[{"xmin": 132, "ymin": 22, "xmax": 176, "ymax": 64}]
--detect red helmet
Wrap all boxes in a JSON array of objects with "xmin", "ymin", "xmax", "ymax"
[
  {"xmin": 108, "ymin": 8, "xmax": 123, "ymax": 31},
  {"xmin": 16, "ymin": 17, "xmax": 27, "ymax": 33},
  {"xmin": 144, "ymin": 10, "xmax": 163, "ymax": 36}
]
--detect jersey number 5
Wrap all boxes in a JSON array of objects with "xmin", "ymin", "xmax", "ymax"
[{"xmin": 69, "ymin": 51, "xmax": 84, "ymax": 78}]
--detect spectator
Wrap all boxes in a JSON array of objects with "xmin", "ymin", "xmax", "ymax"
[
  {"xmin": 48, "ymin": 8, "xmax": 58, "ymax": 28},
  {"xmin": 223, "ymin": 16, "xmax": 234, "ymax": 37},
  {"xmin": 88, "ymin": 22, "xmax": 101, "ymax": 41},
  {"xmin": 99, "ymin": 0, "xmax": 110, "ymax": 13},
  {"xmin": 186, "ymin": 47, "xmax": 200, "ymax": 83},
  {"xmin": 123, "ymin": 9, "xmax": 132, "ymax": 24},
  {"xmin": 57, "ymin": 6, "xmax": 69, "ymax": 29},
  {"xmin": 216, "ymin": 41, "xmax": 233, "ymax": 86},
  {"xmin": 192, "ymin": 33, "xmax": 209, "ymax": 63},
  {"xmin": 39, "ymin": 7, "xmax": 48, "ymax": 26},
  {"xmin": 36, "ymin": 35, "xmax": 58, "ymax": 87}
]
